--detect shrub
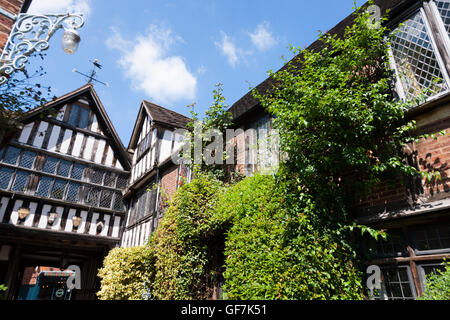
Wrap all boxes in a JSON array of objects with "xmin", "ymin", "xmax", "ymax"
[
  {"xmin": 419, "ymin": 261, "xmax": 450, "ymax": 300},
  {"xmin": 150, "ymin": 175, "xmax": 226, "ymax": 300},
  {"xmin": 97, "ymin": 246, "xmax": 155, "ymax": 300},
  {"xmin": 220, "ymin": 174, "xmax": 363, "ymax": 300}
]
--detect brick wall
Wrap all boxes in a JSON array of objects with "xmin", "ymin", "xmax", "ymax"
[
  {"xmin": 0, "ymin": 0, "xmax": 27, "ymax": 54},
  {"xmin": 355, "ymin": 109, "xmax": 450, "ymax": 218},
  {"xmin": 160, "ymin": 165, "xmax": 179, "ymax": 204}
]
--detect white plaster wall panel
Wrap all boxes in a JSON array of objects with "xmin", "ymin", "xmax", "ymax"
[
  {"xmin": 94, "ymin": 139, "xmax": 106, "ymax": 164},
  {"xmin": 64, "ymin": 209, "xmax": 77, "ymax": 232},
  {"xmin": 159, "ymin": 130, "xmax": 173, "ymax": 163},
  {"xmin": 88, "ymin": 213, "xmax": 100, "ymax": 235},
  {"xmin": 56, "ymin": 105, "xmax": 66, "ymax": 121},
  {"xmin": 0, "ymin": 197, "xmax": 9, "ymax": 222},
  {"xmin": 60, "ymin": 129, "xmax": 73, "ymax": 154},
  {"xmin": 32, "ymin": 121, "xmax": 49, "ymax": 148},
  {"xmin": 112, "ymin": 216, "xmax": 121, "ymax": 238},
  {"xmin": 100, "ymin": 215, "xmax": 111, "ymax": 237},
  {"xmin": 90, "ymin": 114, "xmax": 99, "ymax": 133},
  {"xmin": 18, "ymin": 123, "xmax": 34, "ymax": 144},
  {"xmin": 37, "ymin": 205, "xmax": 52, "ymax": 229},
  {"xmin": 77, "ymin": 210, "xmax": 88, "ymax": 234},
  {"xmin": 105, "ymin": 147, "xmax": 114, "ymax": 167},
  {"xmin": 47, "ymin": 125, "xmax": 61, "ymax": 152},
  {"xmin": 23, "ymin": 202, "xmax": 37, "ymax": 227},
  {"xmin": 9, "ymin": 199, "xmax": 23, "ymax": 225},
  {"xmin": 50, "ymin": 206, "xmax": 64, "ymax": 231},
  {"xmin": 72, "ymin": 132, "xmax": 84, "ymax": 157},
  {"xmin": 83, "ymin": 136, "xmax": 95, "ymax": 160},
  {"xmin": 115, "ymin": 161, "xmax": 123, "ymax": 170}
]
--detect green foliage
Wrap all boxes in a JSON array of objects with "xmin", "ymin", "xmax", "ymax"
[
  {"xmin": 419, "ymin": 261, "xmax": 450, "ymax": 300},
  {"xmin": 220, "ymin": 174, "xmax": 363, "ymax": 299},
  {"xmin": 97, "ymin": 246, "xmax": 155, "ymax": 300},
  {"xmin": 184, "ymin": 83, "xmax": 233, "ymax": 182},
  {"xmin": 253, "ymin": 3, "xmax": 418, "ymax": 211},
  {"xmin": 150, "ymin": 175, "xmax": 226, "ymax": 300}
]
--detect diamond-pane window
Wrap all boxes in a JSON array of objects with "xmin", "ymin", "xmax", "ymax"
[
  {"xmin": 113, "ymin": 191, "xmax": 124, "ymax": 211},
  {"xmin": 116, "ymin": 174, "xmax": 128, "ymax": 189},
  {"xmin": 0, "ymin": 167, "xmax": 14, "ymax": 189},
  {"xmin": 90, "ymin": 169, "xmax": 104, "ymax": 185},
  {"xmin": 66, "ymin": 182, "xmax": 81, "ymax": 202},
  {"xmin": 86, "ymin": 187, "xmax": 101, "ymax": 206},
  {"xmin": 51, "ymin": 179, "xmax": 67, "ymax": 199},
  {"xmin": 3, "ymin": 147, "xmax": 21, "ymax": 165},
  {"xmin": 43, "ymin": 156, "xmax": 58, "ymax": 174},
  {"xmin": 435, "ymin": 1, "xmax": 450, "ymax": 34},
  {"xmin": 99, "ymin": 189, "xmax": 113, "ymax": 209},
  {"xmin": 36, "ymin": 176, "xmax": 53, "ymax": 197},
  {"xmin": 57, "ymin": 160, "xmax": 71, "ymax": 177},
  {"xmin": 103, "ymin": 172, "xmax": 116, "ymax": 187},
  {"xmin": 11, "ymin": 170, "xmax": 30, "ymax": 192},
  {"xmin": 71, "ymin": 163, "xmax": 85, "ymax": 180},
  {"xmin": 19, "ymin": 151, "xmax": 36, "ymax": 169},
  {"xmin": 390, "ymin": 10, "xmax": 448, "ymax": 100}
]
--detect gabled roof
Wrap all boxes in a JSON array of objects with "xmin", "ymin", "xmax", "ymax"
[
  {"xmin": 143, "ymin": 100, "xmax": 191, "ymax": 129},
  {"xmin": 227, "ymin": 0, "xmax": 411, "ymax": 124},
  {"xmin": 20, "ymin": 83, "xmax": 131, "ymax": 170},
  {"xmin": 128, "ymin": 100, "xmax": 191, "ymax": 150}
]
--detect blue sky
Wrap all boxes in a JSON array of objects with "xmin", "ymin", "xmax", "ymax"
[{"xmin": 27, "ymin": 0, "xmax": 366, "ymax": 146}]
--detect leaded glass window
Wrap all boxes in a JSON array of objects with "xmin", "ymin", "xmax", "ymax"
[
  {"xmin": 11, "ymin": 171, "xmax": 30, "ymax": 192},
  {"xmin": 36, "ymin": 176, "xmax": 53, "ymax": 197},
  {"xmin": 103, "ymin": 172, "xmax": 116, "ymax": 187},
  {"xmin": 113, "ymin": 191, "xmax": 124, "ymax": 211},
  {"xmin": 86, "ymin": 187, "xmax": 101, "ymax": 206},
  {"xmin": 71, "ymin": 163, "xmax": 85, "ymax": 180},
  {"xmin": 43, "ymin": 156, "xmax": 58, "ymax": 174},
  {"xmin": 66, "ymin": 182, "xmax": 81, "ymax": 202},
  {"xmin": 51, "ymin": 179, "xmax": 67, "ymax": 200},
  {"xmin": 89, "ymin": 169, "xmax": 104, "ymax": 185},
  {"xmin": 99, "ymin": 189, "xmax": 113, "ymax": 209},
  {"xmin": 435, "ymin": 0, "xmax": 450, "ymax": 33},
  {"xmin": 57, "ymin": 160, "xmax": 71, "ymax": 177},
  {"xmin": 0, "ymin": 167, "xmax": 14, "ymax": 189},
  {"xmin": 19, "ymin": 150, "xmax": 36, "ymax": 169},
  {"xmin": 390, "ymin": 9, "xmax": 448, "ymax": 100},
  {"xmin": 68, "ymin": 104, "xmax": 90, "ymax": 129},
  {"xmin": 3, "ymin": 147, "xmax": 21, "ymax": 165},
  {"xmin": 116, "ymin": 174, "xmax": 128, "ymax": 189}
]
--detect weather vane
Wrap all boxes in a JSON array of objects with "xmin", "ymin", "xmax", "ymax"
[{"xmin": 72, "ymin": 59, "xmax": 109, "ymax": 87}]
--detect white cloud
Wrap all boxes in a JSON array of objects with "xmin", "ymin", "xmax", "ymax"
[
  {"xmin": 106, "ymin": 25, "xmax": 197, "ymax": 105},
  {"xmin": 215, "ymin": 32, "xmax": 241, "ymax": 68},
  {"xmin": 28, "ymin": 0, "xmax": 92, "ymax": 16},
  {"xmin": 249, "ymin": 22, "xmax": 277, "ymax": 52}
]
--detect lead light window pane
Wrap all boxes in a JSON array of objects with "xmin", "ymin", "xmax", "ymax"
[
  {"xmin": 390, "ymin": 10, "xmax": 448, "ymax": 100},
  {"xmin": 66, "ymin": 182, "xmax": 81, "ymax": 202},
  {"xmin": 43, "ymin": 156, "xmax": 58, "ymax": 174},
  {"xmin": 36, "ymin": 176, "xmax": 52, "ymax": 197},
  {"xmin": 3, "ymin": 147, "xmax": 21, "ymax": 165},
  {"xmin": 435, "ymin": 1, "xmax": 450, "ymax": 34},
  {"xmin": 71, "ymin": 163, "xmax": 85, "ymax": 180},
  {"xmin": 19, "ymin": 151, "xmax": 36, "ymax": 169},
  {"xmin": 57, "ymin": 160, "xmax": 71, "ymax": 177},
  {"xmin": 0, "ymin": 167, "xmax": 14, "ymax": 189},
  {"xmin": 11, "ymin": 171, "xmax": 30, "ymax": 192},
  {"xmin": 51, "ymin": 179, "xmax": 67, "ymax": 199}
]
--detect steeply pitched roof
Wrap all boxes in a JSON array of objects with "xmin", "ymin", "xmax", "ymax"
[
  {"xmin": 143, "ymin": 100, "xmax": 191, "ymax": 129},
  {"xmin": 227, "ymin": 0, "xmax": 411, "ymax": 124},
  {"xmin": 127, "ymin": 100, "xmax": 192, "ymax": 150},
  {"xmin": 20, "ymin": 83, "xmax": 131, "ymax": 170}
]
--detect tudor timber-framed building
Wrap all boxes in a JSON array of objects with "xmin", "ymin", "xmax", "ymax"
[
  {"xmin": 0, "ymin": 84, "xmax": 131, "ymax": 300},
  {"xmin": 2, "ymin": 0, "xmax": 450, "ymax": 301}
]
